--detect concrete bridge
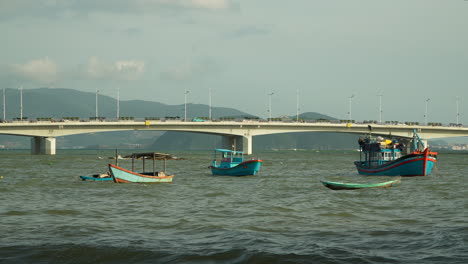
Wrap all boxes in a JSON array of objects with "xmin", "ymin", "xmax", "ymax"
[{"xmin": 0, "ymin": 120, "xmax": 467, "ymax": 155}]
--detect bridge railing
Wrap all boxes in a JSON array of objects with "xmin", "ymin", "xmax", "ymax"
[{"xmin": 0, "ymin": 117, "xmax": 465, "ymax": 128}]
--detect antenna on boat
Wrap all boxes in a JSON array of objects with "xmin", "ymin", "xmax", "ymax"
[{"xmin": 115, "ymin": 149, "xmax": 119, "ymax": 166}]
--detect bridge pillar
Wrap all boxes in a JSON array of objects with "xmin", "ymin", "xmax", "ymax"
[
  {"xmin": 221, "ymin": 135, "xmax": 252, "ymax": 155},
  {"xmin": 31, "ymin": 137, "xmax": 56, "ymax": 155}
]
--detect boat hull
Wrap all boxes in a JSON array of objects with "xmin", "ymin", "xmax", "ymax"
[
  {"xmin": 210, "ymin": 160, "xmax": 262, "ymax": 176},
  {"xmin": 109, "ymin": 164, "xmax": 174, "ymax": 183},
  {"xmin": 321, "ymin": 178, "xmax": 401, "ymax": 190},
  {"xmin": 355, "ymin": 150, "xmax": 437, "ymax": 176},
  {"xmin": 79, "ymin": 175, "xmax": 112, "ymax": 181}
]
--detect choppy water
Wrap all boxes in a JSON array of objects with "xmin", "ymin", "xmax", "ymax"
[{"xmin": 0, "ymin": 149, "xmax": 467, "ymax": 264}]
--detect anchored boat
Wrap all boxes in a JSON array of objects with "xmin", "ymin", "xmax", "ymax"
[
  {"xmin": 79, "ymin": 173, "xmax": 112, "ymax": 181},
  {"xmin": 109, "ymin": 152, "xmax": 181, "ymax": 183},
  {"xmin": 354, "ymin": 129, "xmax": 438, "ymax": 176},
  {"xmin": 209, "ymin": 149, "xmax": 262, "ymax": 176},
  {"xmin": 321, "ymin": 177, "xmax": 401, "ymax": 190}
]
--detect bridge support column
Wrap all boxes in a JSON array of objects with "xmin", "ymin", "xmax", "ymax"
[
  {"xmin": 31, "ymin": 137, "xmax": 56, "ymax": 155},
  {"xmin": 221, "ymin": 135, "xmax": 252, "ymax": 155}
]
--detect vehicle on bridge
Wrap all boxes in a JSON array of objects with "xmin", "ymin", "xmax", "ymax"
[
  {"xmin": 354, "ymin": 130, "xmax": 438, "ymax": 176},
  {"xmin": 209, "ymin": 149, "xmax": 263, "ymax": 176}
]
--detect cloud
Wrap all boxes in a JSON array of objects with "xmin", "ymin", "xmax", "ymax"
[
  {"xmin": 160, "ymin": 58, "xmax": 221, "ymax": 82},
  {"xmin": 226, "ymin": 25, "xmax": 272, "ymax": 38},
  {"xmin": 85, "ymin": 57, "xmax": 145, "ymax": 81},
  {"xmin": 0, "ymin": 0, "xmax": 237, "ymax": 20},
  {"xmin": 11, "ymin": 57, "xmax": 58, "ymax": 85}
]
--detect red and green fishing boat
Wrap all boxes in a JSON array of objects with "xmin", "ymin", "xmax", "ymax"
[{"xmin": 355, "ymin": 129, "xmax": 437, "ymax": 176}]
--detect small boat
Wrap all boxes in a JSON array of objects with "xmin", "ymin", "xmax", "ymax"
[
  {"xmin": 354, "ymin": 129, "xmax": 438, "ymax": 176},
  {"xmin": 109, "ymin": 152, "xmax": 181, "ymax": 183},
  {"xmin": 209, "ymin": 149, "xmax": 262, "ymax": 176},
  {"xmin": 321, "ymin": 177, "xmax": 401, "ymax": 190},
  {"xmin": 79, "ymin": 173, "xmax": 112, "ymax": 181}
]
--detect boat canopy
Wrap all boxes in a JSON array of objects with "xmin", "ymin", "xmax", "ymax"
[
  {"xmin": 123, "ymin": 152, "xmax": 183, "ymax": 160},
  {"xmin": 214, "ymin": 149, "xmax": 244, "ymax": 154}
]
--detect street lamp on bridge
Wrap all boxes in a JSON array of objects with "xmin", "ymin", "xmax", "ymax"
[
  {"xmin": 347, "ymin": 94, "xmax": 355, "ymax": 121},
  {"xmin": 19, "ymin": 86, "xmax": 23, "ymax": 120},
  {"xmin": 184, "ymin": 89, "xmax": 190, "ymax": 121},
  {"xmin": 378, "ymin": 92, "xmax": 383, "ymax": 123},
  {"xmin": 296, "ymin": 89, "xmax": 300, "ymax": 122},
  {"xmin": 268, "ymin": 92, "xmax": 274, "ymax": 120},
  {"xmin": 424, "ymin": 98, "xmax": 430, "ymax": 125},
  {"xmin": 209, "ymin": 88, "xmax": 212, "ymax": 120},
  {"xmin": 95, "ymin": 88, "xmax": 99, "ymax": 119}
]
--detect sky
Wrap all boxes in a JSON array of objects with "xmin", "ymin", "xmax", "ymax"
[{"xmin": 1, "ymin": 0, "xmax": 467, "ymax": 123}]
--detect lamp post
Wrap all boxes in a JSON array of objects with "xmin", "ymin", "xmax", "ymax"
[
  {"xmin": 296, "ymin": 89, "xmax": 300, "ymax": 122},
  {"xmin": 209, "ymin": 88, "xmax": 212, "ymax": 120},
  {"xmin": 378, "ymin": 93, "xmax": 383, "ymax": 123},
  {"xmin": 116, "ymin": 87, "xmax": 120, "ymax": 120},
  {"xmin": 424, "ymin": 98, "xmax": 430, "ymax": 125},
  {"xmin": 268, "ymin": 92, "xmax": 274, "ymax": 120},
  {"xmin": 347, "ymin": 94, "xmax": 354, "ymax": 121},
  {"xmin": 95, "ymin": 88, "xmax": 99, "ymax": 119},
  {"xmin": 3, "ymin": 88, "xmax": 5, "ymax": 120},
  {"xmin": 456, "ymin": 96, "xmax": 460, "ymax": 125},
  {"xmin": 184, "ymin": 89, "xmax": 190, "ymax": 121},
  {"xmin": 19, "ymin": 86, "xmax": 23, "ymax": 120}
]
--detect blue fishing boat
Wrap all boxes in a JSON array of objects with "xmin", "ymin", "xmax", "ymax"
[
  {"xmin": 109, "ymin": 152, "xmax": 181, "ymax": 183},
  {"xmin": 209, "ymin": 149, "xmax": 262, "ymax": 176},
  {"xmin": 79, "ymin": 174, "xmax": 112, "ymax": 181},
  {"xmin": 355, "ymin": 129, "xmax": 437, "ymax": 176}
]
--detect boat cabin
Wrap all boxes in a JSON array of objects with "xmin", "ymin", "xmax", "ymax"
[
  {"xmin": 117, "ymin": 152, "xmax": 182, "ymax": 176},
  {"xmin": 212, "ymin": 149, "xmax": 245, "ymax": 169},
  {"xmin": 358, "ymin": 137, "xmax": 403, "ymax": 167}
]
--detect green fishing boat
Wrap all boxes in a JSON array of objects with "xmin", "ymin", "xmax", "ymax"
[{"xmin": 321, "ymin": 177, "xmax": 401, "ymax": 190}]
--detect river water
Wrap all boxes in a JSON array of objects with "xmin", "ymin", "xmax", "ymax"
[{"xmin": 0, "ymin": 149, "xmax": 466, "ymax": 263}]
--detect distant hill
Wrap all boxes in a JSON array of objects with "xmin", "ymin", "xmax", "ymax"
[
  {"xmin": 1, "ymin": 87, "xmax": 253, "ymax": 119},
  {"xmin": 0, "ymin": 88, "xmax": 361, "ymax": 150},
  {"xmin": 0, "ymin": 88, "xmax": 254, "ymax": 149}
]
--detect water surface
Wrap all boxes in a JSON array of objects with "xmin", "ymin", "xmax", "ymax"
[{"xmin": 1, "ymin": 150, "xmax": 466, "ymax": 263}]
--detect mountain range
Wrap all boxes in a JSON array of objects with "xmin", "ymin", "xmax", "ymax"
[{"xmin": 0, "ymin": 88, "xmax": 360, "ymax": 150}]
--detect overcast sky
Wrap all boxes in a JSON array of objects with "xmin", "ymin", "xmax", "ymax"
[{"xmin": 1, "ymin": 0, "xmax": 467, "ymax": 123}]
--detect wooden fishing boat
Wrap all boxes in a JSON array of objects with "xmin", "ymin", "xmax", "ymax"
[
  {"xmin": 209, "ymin": 149, "xmax": 262, "ymax": 176},
  {"xmin": 109, "ymin": 152, "xmax": 181, "ymax": 183},
  {"xmin": 355, "ymin": 129, "xmax": 437, "ymax": 176},
  {"xmin": 321, "ymin": 177, "xmax": 401, "ymax": 190}
]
